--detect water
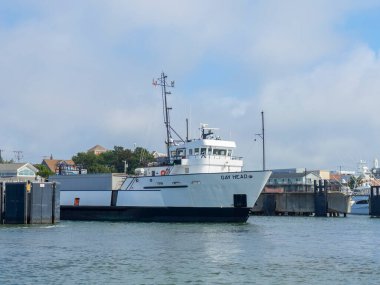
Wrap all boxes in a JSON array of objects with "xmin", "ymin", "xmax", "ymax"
[{"xmin": 1, "ymin": 215, "xmax": 379, "ymax": 284}]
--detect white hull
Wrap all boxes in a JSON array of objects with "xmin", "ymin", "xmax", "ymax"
[
  {"xmin": 349, "ymin": 195, "xmax": 369, "ymax": 215},
  {"xmin": 61, "ymin": 171, "xmax": 270, "ymax": 208},
  {"xmin": 59, "ymin": 171, "xmax": 271, "ymax": 222}
]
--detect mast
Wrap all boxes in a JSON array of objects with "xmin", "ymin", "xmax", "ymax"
[{"xmin": 153, "ymin": 72, "xmax": 175, "ymax": 160}]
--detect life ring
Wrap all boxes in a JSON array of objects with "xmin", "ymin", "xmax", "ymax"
[{"xmin": 160, "ymin": 170, "xmax": 166, "ymax": 176}]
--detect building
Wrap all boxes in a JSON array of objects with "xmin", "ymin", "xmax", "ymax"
[
  {"xmin": 0, "ymin": 163, "xmax": 39, "ymax": 182},
  {"xmin": 87, "ymin": 145, "xmax": 107, "ymax": 155},
  {"xmin": 42, "ymin": 159, "xmax": 87, "ymax": 175},
  {"xmin": 266, "ymin": 168, "xmax": 323, "ymax": 192}
]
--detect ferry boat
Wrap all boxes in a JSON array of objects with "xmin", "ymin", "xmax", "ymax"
[{"xmin": 59, "ymin": 73, "xmax": 271, "ymax": 222}]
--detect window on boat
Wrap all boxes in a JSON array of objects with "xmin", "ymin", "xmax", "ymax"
[
  {"xmin": 176, "ymin": 148, "xmax": 186, "ymax": 157},
  {"xmin": 195, "ymin": 148, "xmax": 200, "ymax": 155},
  {"xmin": 213, "ymin": 149, "xmax": 227, "ymax": 156},
  {"xmin": 201, "ymin": 148, "xmax": 207, "ymax": 156},
  {"xmin": 189, "ymin": 149, "xmax": 193, "ymax": 155},
  {"xmin": 208, "ymin": 147, "xmax": 212, "ymax": 155},
  {"xmin": 227, "ymin": 149, "xmax": 232, "ymax": 156},
  {"xmin": 356, "ymin": 200, "xmax": 368, "ymax": 205}
]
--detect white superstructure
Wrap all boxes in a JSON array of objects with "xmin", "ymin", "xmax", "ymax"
[{"xmin": 136, "ymin": 124, "xmax": 243, "ymax": 176}]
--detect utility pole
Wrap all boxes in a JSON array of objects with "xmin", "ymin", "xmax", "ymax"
[
  {"xmin": 122, "ymin": 160, "xmax": 128, "ymax": 174},
  {"xmin": 261, "ymin": 111, "xmax": 265, "ymax": 171},
  {"xmin": 13, "ymin": 150, "xmax": 23, "ymax": 162}
]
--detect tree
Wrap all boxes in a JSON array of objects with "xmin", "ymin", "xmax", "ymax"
[
  {"xmin": 34, "ymin": 164, "xmax": 54, "ymax": 179},
  {"xmin": 72, "ymin": 145, "xmax": 155, "ymax": 174},
  {"xmin": 348, "ymin": 175, "xmax": 363, "ymax": 190},
  {"xmin": 72, "ymin": 152, "xmax": 113, "ymax": 174}
]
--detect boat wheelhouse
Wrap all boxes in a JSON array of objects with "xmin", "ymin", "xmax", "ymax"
[{"xmin": 136, "ymin": 124, "xmax": 243, "ymax": 176}]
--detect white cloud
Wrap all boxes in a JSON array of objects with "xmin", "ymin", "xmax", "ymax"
[
  {"xmin": 255, "ymin": 46, "xmax": 380, "ymax": 170},
  {"xmin": 1, "ymin": 0, "xmax": 380, "ymax": 172}
]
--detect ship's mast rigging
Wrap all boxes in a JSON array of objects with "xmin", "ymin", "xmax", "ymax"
[{"xmin": 153, "ymin": 72, "xmax": 184, "ymax": 160}]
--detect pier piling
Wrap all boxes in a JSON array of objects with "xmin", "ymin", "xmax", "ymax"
[
  {"xmin": 370, "ymin": 186, "xmax": 380, "ymax": 217},
  {"xmin": 1, "ymin": 182, "xmax": 59, "ymax": 225},
  {"xmin": 263, "ymin": 194, "xmax": 276, "ymax": 215},
  {"xmin": 314, "ymin": 180, "xmax": 328, "ymax": 217}
]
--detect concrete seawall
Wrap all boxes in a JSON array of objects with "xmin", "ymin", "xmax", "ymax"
[{"xmin": 251, "ymin": 192, "xmax": 351, "ymax": 216}]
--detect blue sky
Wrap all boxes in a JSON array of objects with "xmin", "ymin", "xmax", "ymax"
[{"xmin": 1, "ymin": 0, "xmax": 380, "ymax": 172}]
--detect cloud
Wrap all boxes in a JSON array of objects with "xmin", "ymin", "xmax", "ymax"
[
  {"xmin": 1, "ymin": 0, "xmax": 380, "ymax": 172},
  {"xmin": 256, "ymin": 46, "xmax": 380, "ymax": 170}
]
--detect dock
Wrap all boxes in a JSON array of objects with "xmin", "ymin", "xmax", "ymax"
[{"xmin": 251, "ymin": 191, "xmax": 350, "ymax": 217}]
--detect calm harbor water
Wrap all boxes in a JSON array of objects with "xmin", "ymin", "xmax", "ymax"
[{"xmin": 1, "ymin": 215, "xmax": 379, "ymax": 284}]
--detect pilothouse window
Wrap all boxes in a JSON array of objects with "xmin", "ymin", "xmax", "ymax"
[
  {"xmin": 213, "ymin": 149, "xmax": 227, "ymax": 156},
  {"xmin": 177, "ymin": 148, "xmax": 186, "ymax": 157}
]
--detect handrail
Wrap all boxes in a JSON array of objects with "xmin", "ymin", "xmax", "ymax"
[{"xmin": 124, "ymin": 177, "xmax": 136, "ymax": 190}]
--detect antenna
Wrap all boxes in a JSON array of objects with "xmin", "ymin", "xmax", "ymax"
[
  {"xmin": 13, "ymin": 150, "xmax": 23, "ymax": 162},
  {"xmin": 186, "ymin": 118, "xmax": 189, "ymax": 142}
]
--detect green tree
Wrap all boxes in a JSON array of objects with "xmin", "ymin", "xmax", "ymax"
[
  {"xmin": 348, "ymin": 175, "xmax": 363, "ymax": 189},
  {"xmin": 72, "ymin": 145, "xmax": 155, "ymax": 174},
  {"xmin": 34, "ymin": 164, "xmax": 54, "ymax": 179},
  {"xmin": 72, "ymin": 152, "xmax": 113, "ymax": 174}
]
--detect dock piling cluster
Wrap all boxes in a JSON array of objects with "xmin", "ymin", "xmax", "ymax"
[
  {"xmin": 251, "ymin": 180, "xmax": 350, "ymax": 217},
  {"xmin": 0, "ymin": 182, "xmax": 59, "ymax": 224}
]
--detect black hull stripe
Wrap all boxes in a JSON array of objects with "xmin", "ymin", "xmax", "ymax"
[
  {"xmin": 60, "ymin": 206, "xmax": 250, "ymax": 223},
  {"xmin": 143, "ymin": 185, "xmax": 188, "ymax": 189}
]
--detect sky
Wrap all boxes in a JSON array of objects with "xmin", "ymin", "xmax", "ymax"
[{"xmin": 1, "ymin": 0, "xmax": 380, "ymax": 172}]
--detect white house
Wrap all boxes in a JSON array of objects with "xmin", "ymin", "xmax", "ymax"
[{"xmin": 0, "ymin": 163, "xmax": 39, "ymax": 182}]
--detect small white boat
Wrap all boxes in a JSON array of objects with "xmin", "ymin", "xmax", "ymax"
[{"xmin": 350, "ymin": 195, "xmax": 369, "ymax": 215}]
